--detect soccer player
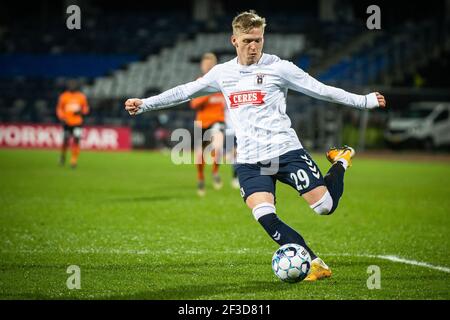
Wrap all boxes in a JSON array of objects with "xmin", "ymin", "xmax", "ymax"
[
  {"xmin": 125, "ymin": 11, "xmax": 386, "ymax": 281},
  {"xmin": 190, "ymin": 53, "xmax": 227, "ymax": 196},
  {"xmin": 56, "ymin": 79, "xmax": 89, "ymax": 168}
]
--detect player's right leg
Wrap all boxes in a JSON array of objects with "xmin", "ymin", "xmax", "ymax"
[
  {"xmin": 210, "ymin": 125, "xmax": 224, "ymax": 190},
  {"xmin": 225, "ymin": 133, "xmax": 239, "ymax": 189},
  {"xmin": 245, "ymin": 192, "xmax": 319, "ymax": 261},
  {"xmin": 195, "ymin": 145, "xmax": 205, "ymax": 196},
  {"xmin": 70, "ymin": 127, "xmax": 82, "ymax": 169},
  {"xmin": 236, "ymin": 163, "xmax": 319, "ymax": 262},
  {"xmin": 60, "ymin": 125, "xmax": 70, "ymax": 166}
]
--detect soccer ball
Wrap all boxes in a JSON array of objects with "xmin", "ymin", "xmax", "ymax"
[{"xmin": 272, "ymin": 243, "xmax": 311, "ymax": 283}]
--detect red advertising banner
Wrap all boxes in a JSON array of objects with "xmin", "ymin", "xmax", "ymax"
[{"xmin": 0, "ymin": 123, "xmax": 131, "ymax": 150}]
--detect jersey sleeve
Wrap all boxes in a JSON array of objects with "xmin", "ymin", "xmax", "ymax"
[
  {"xmin": 139, "ymin": 65, "xmax": 221, "ymax": 113},
  {"xmin": 56, "ymin": 94, "xmax": 65, "ymax": 120},
  {"xmin": 278, "ymin": 60, "xmax": 379, "ymax": 109}
]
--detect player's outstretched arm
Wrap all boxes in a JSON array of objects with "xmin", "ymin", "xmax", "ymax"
[
  {"xmin": 279, "ymin": 60, "xmax": 387, "ymax": 109},
  {"xmin": 374, "ymin": 92, "xmax": 386, "ymax": 108},
  {"xmin": 125, "ymin": 98, "xmax": 144, "ymax": 116},
  {"xmin": 124, "ymin": 66, "xmax": 221, "ymax": 116}
]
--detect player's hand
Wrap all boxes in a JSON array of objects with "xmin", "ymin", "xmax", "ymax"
[
  {"xmin": 125, "ymin": 98, "xmax": 143, "ymax": 116},
  {"xmin": 375, "ymin": 92, "xmax": 386, "ymax": 108}
]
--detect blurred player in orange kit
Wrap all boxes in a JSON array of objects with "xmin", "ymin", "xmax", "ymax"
[
  {"xmin": 56, "ymin": 79, "xmax": 89, "ymax": 168},
  {"xmin": 190, "ymin": 53, "xmax": 226, "ymax": 196}
]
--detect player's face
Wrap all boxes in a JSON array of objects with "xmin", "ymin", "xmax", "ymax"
[
  {"xmin": 232, "ymin": 27, "xmax": 264, "ymax": 66},
  {"xmin": 201, "ymin": 58, "xmax": 216, "ymax": 75},
  {"xmin": 67, "ymin": 80, "xmax": 78, "ymax": 91}
]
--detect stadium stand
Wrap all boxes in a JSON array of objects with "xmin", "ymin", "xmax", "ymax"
[
  {"xmin": 83, "ymin": 32, "xmax": 306, "ymax": 98},
  {"xmin": 316, "ymin": 19, "xmax": 450, "ymax": 87},
  {"xmin": 1, "ymin": 1, "xmax": 449, "ymax": 150}
]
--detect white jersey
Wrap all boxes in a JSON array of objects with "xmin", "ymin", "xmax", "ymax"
[
  {"xmin": 140, "ymin": 53, "xmax": 379, "ymax": 163},
  {"xmin": 224, "ymin": 103, "xmax": 234, "ymax": 135}
]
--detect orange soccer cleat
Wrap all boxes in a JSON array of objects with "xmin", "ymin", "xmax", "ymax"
[
  {"xmin": 304, "ymin": 257, "xmax": 332, "ymax": 281},
  {"xmin": 326, "ymin": 145, "xmax": 355, "ymax": 168}
]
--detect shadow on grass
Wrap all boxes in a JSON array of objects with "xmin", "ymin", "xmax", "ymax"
[
  {"xmin": 109, "ymin": 195, "xmax": 186, "ymax": 203},
  {"xmin": 110, "ymin": 280, "xmax": 292, "ymax": 300}
]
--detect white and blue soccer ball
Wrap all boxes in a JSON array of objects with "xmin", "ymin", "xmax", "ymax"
[{"xmin": 272, "ymin": 243, "xmax": 311, "ymax": 283}]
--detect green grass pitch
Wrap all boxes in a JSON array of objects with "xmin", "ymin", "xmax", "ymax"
[{"xmin": 0, "ymin": 149, "xmax": 449, "ymax": 299}]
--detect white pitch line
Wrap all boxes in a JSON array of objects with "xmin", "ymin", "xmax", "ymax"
[
  {"xmin": 4, "ymin": 249, "xmax": 450, "ymax": 274},
  {"xmin": 324, "ymin": 253, "xmax": 450, "ymax": 274},
  {"xmin": 376, "ymin": 255, "xmax": 450, "ymax": 273}
]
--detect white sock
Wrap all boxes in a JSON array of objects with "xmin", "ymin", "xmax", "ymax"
[
  {"xmin": 337, "ymin": 159, "xmax": 348, "ymax": 170},
  {"xmin": 312, "ymin": 257, "xmax": 329, "ymax": 269}
]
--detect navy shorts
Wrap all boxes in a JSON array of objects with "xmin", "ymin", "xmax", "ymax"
[
  {"xmin": 235, "ymin": 149, "xmax": 325, "ymax": 202},
  {"xmin": 63, "ymin": 124, "xmax": 82, "ymax": 140}
]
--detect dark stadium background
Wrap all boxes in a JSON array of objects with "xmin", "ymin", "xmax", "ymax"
[
  {"xmin": 0, "ymin": 0, "xmax": 449, "ymax": 305},
  {"xmin": 1, "ymin": 0, "xmax": 449, "ymax": 151}
]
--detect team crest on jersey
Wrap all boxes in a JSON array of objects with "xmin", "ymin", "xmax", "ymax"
[{"xmin": 255, "ymin": 73, "xmax": 265, "ymax": 85}]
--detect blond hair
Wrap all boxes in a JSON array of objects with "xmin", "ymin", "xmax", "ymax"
[
  {"xmin": 232, "ymin": 10, "xmax": 266, "ymax": 35},
  {"xmin": 201, "ymin": 52, "xmax": 218, "ymax": 64}
]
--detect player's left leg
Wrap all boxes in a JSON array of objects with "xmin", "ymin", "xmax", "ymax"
[
  {"xmin": 277, "ymin": 147, "xmax": 355, "ymax": 280},
  {"xmin": 230, "ymin": 137, "xmax": 239, "ymax": 189},
  {"xmin": 300, "ymin": 148, "xmax": 355, "ymax": 280},
  {"xmin": 70, "ymin": 127, "xmax": 82, "ymax": 169},
  {"xmin": 195, "ymin": 144, "xmax": 205, "ymax": 196},
  {"xmin": 225, "ymin": 133, "xmax": 239, "ymax": 189},
  {"xmin": 195, "ymin": 124, "xmax": 207, "ymax": 196},
  {"xmin": 210, "ymin": 123, "xmax": 225, "ymax": 190},
  {"xmin": 303, "ymin": 146, "xmax": 355, "ymax": 214},
  {"xmin": 323, "ymin": 145, "xmax": 355, "ymax": 214},
  {"xmin": 60, "ymin": 125, "xmax": 70, "ymax": 165},
  {"xmin": 282, "ymin": 147, "xmax": 355, "ymax": 216}
]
